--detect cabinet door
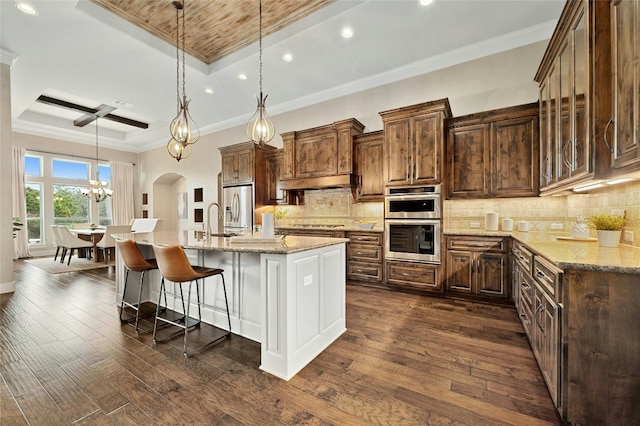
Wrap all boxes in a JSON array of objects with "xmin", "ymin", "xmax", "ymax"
[
  {"xmin": 558, "ymin": 39, "xmax": 573, "ymax": 183},
  {"xmin": 296, "ymin": 133, "xmax": 338, "ymax": 178},
  {"xmin": 413, "ymin": 113, "xmax": 442, "ymax": 184},
  {"xmin": 265, "ymin": 152, "xmax": 286, "ymax": 204},
  {"xmin": 221, "ymin": 154, "xmax": 238, "ymax": 185},
  {"xmin": 447, "ymin": 124, "xmax": 489, "ymax": 198},
  {"xmin": 612, "ymin": 0, "xmax": 640, "ymax": 172},
  {"xmin": 540, "ymin": 291, "xmax": 560, "ymax": 406},
  {"xmin": 477, "ymin": 252, "xmax": 509, "ymax": 298},
  {"xmin": 385, "ymin": 118, "xmax": 412, "ymax": 185},
  {"xmin": 572, "ymin": 11, "xmax": 588, "ymax": 178},
  {"xmin": 491, "ymin": 116, "xmax": 539, "ymax": 197},
  {"xmin": 445, "ymin": 250, "xmax": 474, "ymax": 294},
  {"xmin": 354, "ymin": 136, "xmax": 384, "ymax": 201},
  {"xmin": 540, "ymin": 79, "xmax": 553, "ymax": 189},
  {"xmin": 235, "ymin": 149, "xmax": 254, "ymax": 183}
]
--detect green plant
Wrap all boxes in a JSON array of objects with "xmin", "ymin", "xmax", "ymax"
[
  {"xmin": 13, "ymin": 217, "xmax": 23, "ymax": 238},
  {"xmin": 588, "ymin": 213, "xmax": 626, "ymax": 231}
]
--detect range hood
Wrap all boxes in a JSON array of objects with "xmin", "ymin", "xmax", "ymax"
[{"xmin": 280, "ymin": 174, "xmax": 358, "ymax": 191}]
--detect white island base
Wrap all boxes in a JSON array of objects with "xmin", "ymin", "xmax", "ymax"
[{"xmin": 115, "ymin": 233, "xmax": 346, "ymax": 381}]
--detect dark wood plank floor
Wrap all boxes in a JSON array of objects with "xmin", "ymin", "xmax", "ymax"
[{"xmin": 2, "ymin": 260, "xmax": 561, "ymax": 425}]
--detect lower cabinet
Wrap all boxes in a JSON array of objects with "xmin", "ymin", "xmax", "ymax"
[
  {"xmin": 445, "ymin": 236, "xmax": 510, "ymax": 300},
  {"xmin": 385, "ymin": 260, "xmax": 442, "ymax": 293},
  {"xmin": 512, "ymin": 242, "xmax": 562, "ymax": 413},
  {"xmin": 347, "ymin": 231, "xmax": 384, "ymax": 284}
]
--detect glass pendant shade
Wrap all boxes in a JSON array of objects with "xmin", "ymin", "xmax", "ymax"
[
  {"xmin": 246, "ymin": 92, "xmax": 275, "ymax": 145},
  {"xmin": 170, "ymin": 95, "xmax": 199, "ymax": 146},
  {"xmin": 167, "ymin": 138, "xmax": 191, "ymax": 162}
]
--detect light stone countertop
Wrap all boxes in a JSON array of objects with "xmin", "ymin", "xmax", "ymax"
[
  {"xmin": 445, "ymin": 229, "xmax": 640, "ymax": 274},
  {"xmin": 113, "ymin": 231, "xmax": 348, "ymax": 255},
  {"xmin": 277, "ymin": 225, "xmax": 383, "ymax": 233}
]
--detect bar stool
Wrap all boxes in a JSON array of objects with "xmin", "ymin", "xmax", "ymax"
[
  {"xmin": 117, "ymin": 239, "xmax": 163, "ymax": 333},
  {"xmin": 151, "ymin": 244, "xmax": 231, "ymax": 358}
]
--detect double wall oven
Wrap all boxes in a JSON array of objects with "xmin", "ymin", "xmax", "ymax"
[{"xmin": 384, "ymin": 185, "xmax": 442, "ymax": 263}]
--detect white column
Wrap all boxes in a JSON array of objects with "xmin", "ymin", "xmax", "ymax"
[{"xmin": 0, "ymin": 49, "xmax": 19, "ymax": 294}]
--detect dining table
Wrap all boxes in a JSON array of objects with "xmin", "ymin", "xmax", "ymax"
[{"xmin": 70, "ymin": 227, "xmax": 105, "ymax": 262}]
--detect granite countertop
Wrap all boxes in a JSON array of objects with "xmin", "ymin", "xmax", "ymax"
[
  {"xmin": 445, "ymin": 229, "xmax": 640, "ymax": 274},
  {"xmin": 113, "ymin": 231, "xmax": 348, "ymax": 254},
  {"xmin": 277, "ymin": 225, "xmax": 383, "ymax": 233}
]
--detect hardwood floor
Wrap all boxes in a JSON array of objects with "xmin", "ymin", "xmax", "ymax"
[{"xmin": 2, "ymin": 260, "xmax": 561, "ymax": 425}]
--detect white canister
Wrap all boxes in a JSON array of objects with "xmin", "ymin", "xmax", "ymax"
[
  {"xmin": 262, "ymin": 212, "xmax": 275, "ymax": 238},
  {"xmin": 502, "ymin": 218, "xmax": 513, "ymax": 231},
  {"xmin": 485, "ymin": 212, "xmax": 499, "ymax": 231},
  {"xmin": 518, "ymin": 221, "xmax": 532, "ymax": 232}
]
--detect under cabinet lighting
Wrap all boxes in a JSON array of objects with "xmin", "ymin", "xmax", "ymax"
[
  {"xmin": 573, "ymin": 182, "xmax": 605, "ymax": 192},
  {"xmin": 607, "ymin": 177, "xmax": 634, "ymax": 185}
]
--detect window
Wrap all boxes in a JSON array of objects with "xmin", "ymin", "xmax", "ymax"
[
  {"xmin": 25, "ymin": 183, "xmax": 42, "ymax": 244},
  {"xmin": 23, "ymin": 152, "xmax": 113, "ymax": 246}
]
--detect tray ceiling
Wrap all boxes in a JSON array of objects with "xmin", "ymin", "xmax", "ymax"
[{"xmin": 91, "ymin": 0, "xmax": 333, "ymax": 65}]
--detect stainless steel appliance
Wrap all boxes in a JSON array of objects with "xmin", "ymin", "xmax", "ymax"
[
  {"xmin": 385, "ymin": 185, "xmax": 442, "ymax": 263},
  {"xmin": 223, "ymin": 185, "xmax": 254, "ymax": 234}
]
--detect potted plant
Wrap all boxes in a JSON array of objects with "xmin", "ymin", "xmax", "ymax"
[
  {"xmin": 13, "ymin": 217, "xmax": 23, "ymax": 238},
  {"xmin": 588, "ymin": 213, "xmax": 626, "ymax": 247}
]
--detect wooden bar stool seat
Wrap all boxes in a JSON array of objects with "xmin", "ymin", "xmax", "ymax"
[
  {"xmin": 117, "ymin": 239, "xmax": 163, "ymax": 333},
  {"xmin": 151, "ymin": 244, "xmax": 231, "ymax": 358}
]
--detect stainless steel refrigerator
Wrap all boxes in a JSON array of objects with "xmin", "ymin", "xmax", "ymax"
[{"xmin": 222, "ymin": 184, "xmax": 254, "ymax": 234}]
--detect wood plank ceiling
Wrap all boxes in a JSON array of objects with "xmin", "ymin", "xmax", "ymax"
[{"xmin": 90, "ymin": 0, "xmax": 334, "ymax": 65}]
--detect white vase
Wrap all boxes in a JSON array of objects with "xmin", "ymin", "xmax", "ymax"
[{"xmin": 597, "ymin": 230, "xmax": 621, "ymax": 248}]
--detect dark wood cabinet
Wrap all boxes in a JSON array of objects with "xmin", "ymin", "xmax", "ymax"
[
  {"xmin": 535, "ymin": 0, "xmax": 618, "ymax": 194},
  {"xmin": 380, "ymin": 99, "xmax": 451, "ymax": 187},
  {"xmin": 385, "ymin": 260, "xmax": 442, "ymax": 293},
  {"xmin": 221, "ymin": 145, "xmax": 253, "ymax": 185},
  {"xmin": 264, "ymin": 149, "xmax": 288, "ymax": 205},
  {"xmin": 445, "ymin": 236, "xmax": 510, "ymax": 300},
  {"xmin": 446, "ymin": 103, "xmax": 539, "ymax": 199},
  {"xmin": 353, "ymin": 131, "xmax": 384, "ymax": 201},
  {"xmin": 347, "ymin": 232, "xmax": 383, "ymax": 284},
  {"xmin": 611, "ymin": 0, "xmax": 640, "ymax": 173}
]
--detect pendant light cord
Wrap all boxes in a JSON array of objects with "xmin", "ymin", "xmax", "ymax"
[
  {"xmin": 95, "ymin": 118, "xmax": 99, "ymax": 178},
  {"xmin": 259, "ymin": 0, "xmax": 263, "ymax": 96}
]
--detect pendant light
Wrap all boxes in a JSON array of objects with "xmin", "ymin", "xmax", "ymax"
[
  {"xmin": 167, "ymin": 0, "xmax": 199, "ymax": 161},
  {"xmin": 246, "ymin": 0, "xmax": 275, "ymax": 146},
  {"xmin": 82, "ymin": 118, "xmax": 113, "ymax": 203}
]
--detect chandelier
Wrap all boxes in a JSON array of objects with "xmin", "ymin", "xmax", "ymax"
[
  {"xmin": 246, "ymin": 0, "xmax": 275, "ymax": 146},
  {"xmin": 82, "ymin": 118, "xmax": 113, "ymax": 203},
  {"xmin": 167, "ymin": 0, "xmax": 199, "ymax": 161}
]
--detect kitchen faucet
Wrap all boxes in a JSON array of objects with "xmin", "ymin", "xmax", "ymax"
[{"xmin": 206, "ymin": 202, "xmax": 223, "ymax": 237}]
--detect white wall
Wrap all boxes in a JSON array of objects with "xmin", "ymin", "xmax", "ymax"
[{"xmin": 138, "ymin": 41, "xmax": 548, "ymax": 224}]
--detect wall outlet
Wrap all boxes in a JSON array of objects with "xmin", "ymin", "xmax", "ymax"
[
  {"xmin": 550, "ymin": 223, "xmax": 564, "ymax": 230},
  {"xmin": 624, "ymin": 230, "xmax": 634, "ymax": 243},
  {"xmin": 470, "ymin": 222, "xmax": 480, "ymax": 229}
]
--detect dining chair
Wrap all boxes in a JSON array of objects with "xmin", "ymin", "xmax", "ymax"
[
  {"xmin": 151, "ymin": 244, "xmax": 231, "ymax": 357},
  {"xmin": 116, "ymin": 239, "xmax": 162, "ymax": 333},
  {"xmin": 95, "ymin": 225, "xmax": 131, "ymax": 263},
  {"xmin": 57, "ymin": 226, "xmax": 94, "ymax": 265},
  {"xmin": 50, "ymin": 225, "xmax": 63, "ymax": 261}
]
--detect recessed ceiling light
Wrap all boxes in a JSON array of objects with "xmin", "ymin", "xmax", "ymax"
[
  {"xmin": 113, "ymin": 99, "xmax": 135, "ymax": 108},
  {"xmin": 419, "ymin": 0, "xmax": 434, "ymax": 6},
  {"xmin": 238, "ymin": 74, "xmax": 248, "ymax": 80},
  {"xmin": 204, "ymin": 88, "xmax": 214, "ymax": 95},
  {"xmin": 282, "ymin": 53, "xmax": 293, "ymax": 62},
  {"xmin": 16, "ymin": 2, "xmax": 38, "ymax": 15},
  {"xmin": 340, "ymin": 27, "xmax": 354, "ymax": 39}
]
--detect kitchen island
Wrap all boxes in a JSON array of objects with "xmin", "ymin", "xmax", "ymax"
[{"xmin": 113, "ymin": 231, "xmax": 348, "ymax": 380}]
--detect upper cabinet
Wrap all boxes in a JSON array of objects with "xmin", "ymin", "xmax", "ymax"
[
  {"xmin": 535, "ymin": 0, "xmax": 640, "ymax": 194},
  {"xmin": 353, "ymin": 131, "xmax": 384, "ymax": 201},
  {"xmin": 220, "ymin": 143, "xmax": 255, "ymax": 186},
  {"xmin": 380, "ymin": 99, "xmax": 452, "ymax": 187},
  {"xmin": 446, "ymin": 103, "xmax": 539, "ymax": 199},
  {"xmin": 611, "ymin": 0, "xmax": 640, "ymax": 173},
  {"xmin": 264, "ymin": 149, "xmax": 288, "ymax": 205}
]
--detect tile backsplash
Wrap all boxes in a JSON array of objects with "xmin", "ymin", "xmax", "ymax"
[{"xmin": 444, "ymin": 180, "xmax": 640, "ymax": 247}]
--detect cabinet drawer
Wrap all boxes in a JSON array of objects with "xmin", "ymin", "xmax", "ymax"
[
  {"xmin": 348, "ymin": 232, "xmax": 383, "ymax": 245},
  {"xmin": 386, "ymin": 261, "xmax": 440, "ymax": 290},
  {"xmin": 520, "ymin": 268, "xmax": 535, "ymax": 305},
  {"xmin": 348, "ymin": 261, "xmax": 383, "ymax": 282},
  {"xmin": 447, "ymin": 236, "xmax": 508, "ymax": 253},
  {"xmin": 520, "ymin": 292, "xmax": 533, "ymax": 340},
  {"xmin": 533, "ymin": 256, "xmax": 562, "ymax": 301},
  {"xmin": 348, "ymin": 244, "xmax": 382, "ymax": 262},
  {"xmin": 512, "ymin": 241, "xmax": 533, "ymax": 273}
]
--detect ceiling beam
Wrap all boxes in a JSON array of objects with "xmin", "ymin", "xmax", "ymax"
[{"xmin": 36, "ymin": 95, "xmax": 149, "ymax": 129}]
